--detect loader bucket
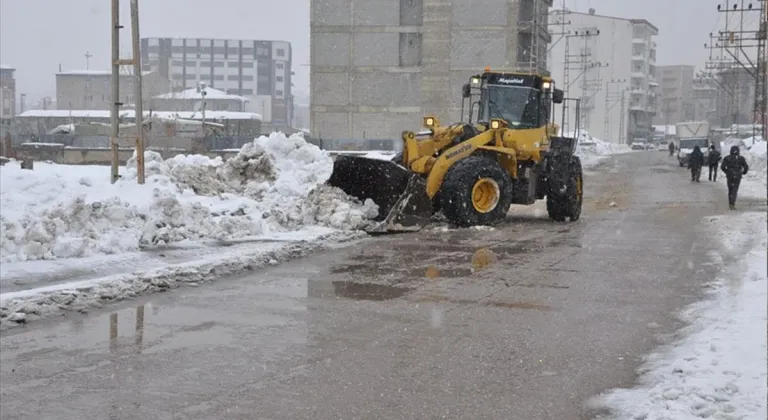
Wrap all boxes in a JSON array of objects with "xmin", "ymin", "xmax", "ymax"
[{"xmin": 327, "ymin": 155, "xmax": 433, "ymax": 233}]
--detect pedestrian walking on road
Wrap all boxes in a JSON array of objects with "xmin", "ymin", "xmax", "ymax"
[
  {"xmin": 707, "ymin": 145, "xmax": 722, "ymax": 182},
  {"xmin": 688, "ymin": 145, "xmax": 705, "ymax": 182},
  {"xmin": 720, "ymin": 145, "xmax": 750, "ymax": 210},
  {"xmin": 668, "ymin": 141, "xmax": 675, "ymax": 157}
]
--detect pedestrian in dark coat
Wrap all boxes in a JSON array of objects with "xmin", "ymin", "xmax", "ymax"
[
  {"xmin": 668, "ymin": 141, "xmax": 675, "ymax": 157},
  {"xmin": 688, "ymin": 145, "xmax": 705, "ymax": 182},
  {"xmin": 720, "ymin": 145, "xmax": 750, "ymax": 210},
  {"xmin": 707, "ymin": 145, "xmax": 722, "ymax": 182}
]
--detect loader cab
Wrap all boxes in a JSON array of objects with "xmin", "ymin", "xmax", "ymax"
[{"xmin": 461, "ymin": 71, "xmax": 563, "ymax": 129}]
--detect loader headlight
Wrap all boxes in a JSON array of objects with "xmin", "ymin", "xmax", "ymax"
[
  {"xmin": 490, "ymin": 119, "xmax": 504, "ymax": 129},
  {"xmin": 471, "ymin": 76, "xmax": 480, "ymax": 85},
  {"xmin": 423, "ymin": 116, "xmax": 439, "ymax": 128},
  {"xmin": 542, "ymin": 81, "xmax": 552, "ymax": 90}
]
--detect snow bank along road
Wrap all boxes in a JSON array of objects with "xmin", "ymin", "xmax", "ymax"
[
  {"xmin": 0, "ymin": 133, "xmax": 379, "ymax": 326},
  {"xmin": 1, "ymin": 151, "xmax": 760, "ymax": 419}
]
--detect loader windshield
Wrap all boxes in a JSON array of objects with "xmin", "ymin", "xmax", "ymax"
[{"xmin": 481, "ymin": 85, "xmax": 540, "ymax": 129}]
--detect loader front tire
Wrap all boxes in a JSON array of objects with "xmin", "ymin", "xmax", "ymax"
[{"xmin": 440, "ymin": 156, "xmax": 513, "ymax": 227}]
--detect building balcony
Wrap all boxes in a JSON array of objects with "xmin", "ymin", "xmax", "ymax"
[
  {"xmin": 631, "ymin": 71, "xmax": 647, "ymax": 79},
  {"xmin": 632, "ymin": 38, "xmax": 647, "ymax": 44}
]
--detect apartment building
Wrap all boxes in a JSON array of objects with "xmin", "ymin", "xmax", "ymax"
[
  {"xmin": 691, "ymin": 79, "xmax": 718, "ymax": 123},
  {"xmin": 310, "ymin": 0, "xmax": 553, "ymax": 141},
  {"xmin": 140, "ymin": 37, "xmax": 293, "ymax": 129},
  {"xmin": 548, "ymin": 10, "xmax": 659, "ymax": 143},
  {"xmin": 653, "ymin": 65, "xmax": 695, "ymax": 125},
  {"xmin": 0, "ymin": 65, "xmax": 16, "ymax": 124},
  {"xmin": 55, "ymin": 70, "xmax": 171, "ymax": 111}
]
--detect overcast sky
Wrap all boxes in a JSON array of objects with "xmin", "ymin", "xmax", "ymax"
[{"xmin": 0, "ymin": 0, "xmax": 756, "ymax": 100}]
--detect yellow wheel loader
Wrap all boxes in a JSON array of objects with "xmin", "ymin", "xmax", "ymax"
[{"xmin": 327, "ymin": 69, "xmax": 584, "ymax": 233}]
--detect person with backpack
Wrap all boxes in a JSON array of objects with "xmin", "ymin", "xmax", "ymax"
[
  {"xmin": 720, "ymin": 145, "xmax": 750, "ymax": 210},
  {"xmin": 707, "ymin": 145, "xmax": 722, "ymax": 182},
  {"xmin": 688, "ymin": 145, "xmax": 705, "ymax": 182}
]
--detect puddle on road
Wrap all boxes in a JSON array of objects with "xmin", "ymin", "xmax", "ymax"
[
  {"xmin": 409, "ymin": 295, "xmax": 553, "ymax": 311},
  {"xmin": 331, "ymin": 281, "xmax": 414, "ymax": 301},
  {"xmin": 415, "ymin": 266, "xmax": 473, "ymax": 278}
]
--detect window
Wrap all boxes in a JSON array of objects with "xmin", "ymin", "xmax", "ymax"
[
  {"xmin": 201, "ymin": 74, "xmax": 211, "ymax": 80},
  {"xmin": 242, "ymin": 62, "xmax": 254, "ymax": 68},
  {"xmin": 276, "ymin": 90, "xmax": 283, "ymax": 96},
  {"xmin": 213, "ymin": 61, "xmax": 224, "ymax": 67},
  {"xmin": 185, "ymin": 74, "xmax": 197, "ymax": 80},
  {"xmin": 241, "ymin": 75, "xmax": 254, "ymax": 81},
  {"xmin": 277, "ymin": 48, "xmax": 285, "ymax": 57},
  {"xmin": 276, "ymin": 63, "xmax": 284, "ymax": 69},
  {"xmin": 227, "ymin": 75, "xmax": 240, "ymax": 81},
  {"xmin": 213, "ymin": 75, "xmax": 224, "ymax": 81},
  {"xmin": 172, "ymin": 60, "xmax": 183, "ymax": 66},
  {"xmin": 480, "ymin": 85, "xmax": 540, "ymax": 129},
  {"xmin": 241, "ymin": 88, "xmax": 253, "ymax": 95},
  {"xmin": 276, "ymin": 76, "xmax": 283, "ymax": 82},
  {"xmin": 185, "ymin": 60, "xmax": 197, "ymax": 66}
]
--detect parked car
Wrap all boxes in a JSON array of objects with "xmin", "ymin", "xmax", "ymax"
[{"xmin": 631, "ymin": 142, "xmax": 647, "ymax": 150}]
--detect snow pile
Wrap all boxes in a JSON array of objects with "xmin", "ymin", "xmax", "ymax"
[
  {"xmin": 0, "ymin": 132, "xmax": 378, "ymax": 263},
  {"xmin": 742, "ymin": 138, "xmax": 766, "ymax": 183},
  {"xmin": 567, "ymin": 130, "xmax": 631, "ymax": 168},
  {"xmin": 589, "ymin": 211, "xmax": 767, "ymax": 420}
]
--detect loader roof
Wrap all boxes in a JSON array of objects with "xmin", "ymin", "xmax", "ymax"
[{"xmin": 482, "ymin": 72, "xmax": 551, "ymax": 89}]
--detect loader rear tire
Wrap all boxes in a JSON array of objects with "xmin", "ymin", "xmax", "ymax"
[
  {"xmin": 440, "ymin": 156, "xmax": 513, "ymax": 227},
  {"xmin": 546, "ymin": 156, "xmax": 583, "ymax": 222}
]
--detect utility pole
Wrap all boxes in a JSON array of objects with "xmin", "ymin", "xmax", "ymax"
[
  {"xmin": 618, "ymin": 89, "xmax": 628, "ymax": 144},
  {"xmin": 604, "ymin": 79, "xmax": 626, "ymax": 142},
  {"xmin": 110, "ymin": 0, "xmax": 121, "ymax": 184},
  {"xmin": 130, "ymin": 0, "xmax": 145, "ymax": 184},
  {"xmin": 85, "ymin": 51, "xmax": 92, "ymax": 70},
  {"xmin": 548, "ymin": 0, "xmax": 571, "ymax": 54},
  {"xmin": 562, "ymin": 29, "xmax": 600, "ymax": 134},
  {"xmin": 110, "ymin": 0, "xmax": 145, "ymax": 184},
  {"xmin": 715, "ymin": 1, "xmax": 765, "ymax": 129}
]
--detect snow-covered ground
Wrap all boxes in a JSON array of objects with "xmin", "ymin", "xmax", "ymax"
[
  {"xmin": 0, "ymin": 133, "xmax": 379, "ymax": 327},
  {"xmin": 589, "ymin": 211, "xmax": 768, "ymax": 419}
]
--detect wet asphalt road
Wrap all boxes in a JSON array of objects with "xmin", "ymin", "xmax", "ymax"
[{"xmin": 0, "ymin": 151, "xmax": 760, "ymax": 420}]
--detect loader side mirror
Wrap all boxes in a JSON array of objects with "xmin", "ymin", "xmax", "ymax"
[
  {"xmin": 552, "ymin": 89, "xmax": 564, "ymax": 104},
  {"xmin": 462, "ymin": 83, "xmax": 471, "ymax": 98}
]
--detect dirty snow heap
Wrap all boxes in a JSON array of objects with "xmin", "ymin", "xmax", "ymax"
[{"xmin": 0, "ymin": 132, "xmax": 378, "ymax": 264}]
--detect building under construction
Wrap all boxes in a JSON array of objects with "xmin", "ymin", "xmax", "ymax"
[{"xmin": 310, "ymin": 0, "xmax": 553, "ymax": 142}]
